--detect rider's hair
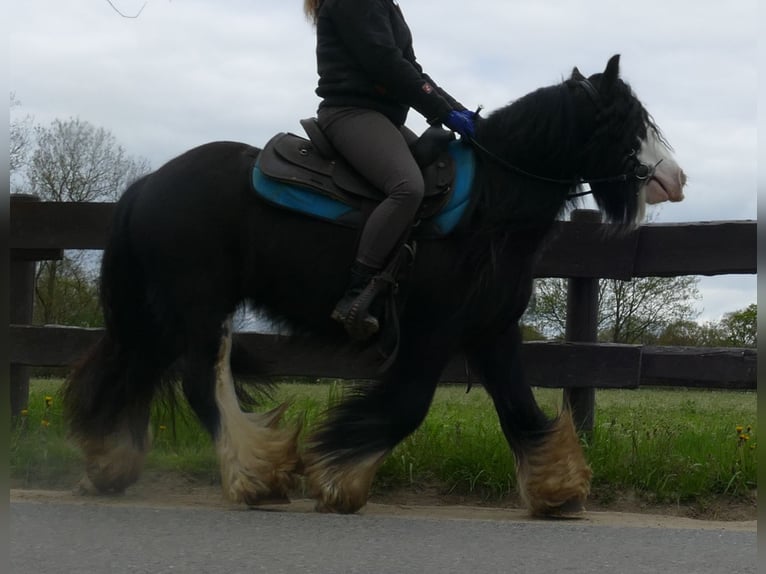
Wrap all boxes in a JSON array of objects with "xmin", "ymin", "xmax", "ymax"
[{"xmin": 303, "ymin": 0, "xmax": 322, "ymax": 25}]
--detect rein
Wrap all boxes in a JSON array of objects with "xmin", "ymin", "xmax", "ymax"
[
  {"xmin": 467, "ymin": 79, "xmax": 662, "ymax": 198},
  {"xmin": 469, "ymin": 137, "xmax": 663, "ymax": 198}
]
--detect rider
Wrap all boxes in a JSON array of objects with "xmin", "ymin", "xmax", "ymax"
[{"xmin": 303, "ymin": 0, "xmax": 476, "ymax": 340}]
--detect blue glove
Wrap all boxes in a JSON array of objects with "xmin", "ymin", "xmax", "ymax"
[{"xmin": 444, "ymin": 109, "xmax": 476, "ymax": 138}]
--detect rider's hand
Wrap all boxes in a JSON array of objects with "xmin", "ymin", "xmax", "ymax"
[{"xmin": 443, "ymin": 109, "xmax": 476, "ymax": 138}]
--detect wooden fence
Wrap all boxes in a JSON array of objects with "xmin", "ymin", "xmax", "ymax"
[{"xmin": 10, "ymin": 197, "xmax": 757, "ymax": 429}]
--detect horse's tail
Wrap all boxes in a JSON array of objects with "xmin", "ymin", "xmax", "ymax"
[{"xmin": 63, "ymin": 175, "xmax": 164, "ymax": 445}]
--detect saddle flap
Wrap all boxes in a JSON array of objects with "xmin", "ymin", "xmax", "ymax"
[
  {"xmin": 260, "ymin": 132, "xmax": 384, "ymax": 201},
  {"xmin": 272, "ymin": 133, "xmax": 334, "ymax": 178},
  {"xmin": 258, "ymin": 130, "xmax": 457, "ymax": 213}
]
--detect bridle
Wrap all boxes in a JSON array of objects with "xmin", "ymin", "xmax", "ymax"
[{"xmin": 467, "ymin": 79, "xmax": 663, "ymax": 198}]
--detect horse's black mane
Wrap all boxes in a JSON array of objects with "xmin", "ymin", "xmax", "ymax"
[
  {"xmin": 467, "ymin": 81, "xmax": 587, "ymax": 234},
  {"xmin": 467, "ymin": 72, "xmax": 660, "ymax": 233},
  {"xmin": 479, "ymin": 82, "xmax": 581, "ymax": 177}
]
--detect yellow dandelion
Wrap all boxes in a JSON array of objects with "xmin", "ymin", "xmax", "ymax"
[
  {"xmin": 44, "ymin": 396, "xmax": 53, "ymax": 407},
  {"xmin": 20, "ymin": 409, "xmax": 29, "ymax": 417},
  {"xmin": 159, "ymin": 425, "xmax": 167, "ymax": 432},
  {"xmin": 736, "ymin": 425, "xmax": 743, "ymax": 433}
]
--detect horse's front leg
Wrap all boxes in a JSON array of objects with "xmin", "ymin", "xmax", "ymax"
[
  {"xmin": 304, "ymin": 330, "xmax": 454, "ymax": 513},
  {"xmin": 467, "ymin": 324, "xmax": 591, "ymax": 516}
]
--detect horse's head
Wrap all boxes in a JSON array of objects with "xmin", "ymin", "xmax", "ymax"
[{"xmin": 571, "ymin": 55, "xmax": 686, "ymax": 227}]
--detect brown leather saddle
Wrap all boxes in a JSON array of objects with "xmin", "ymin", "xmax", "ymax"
[{"xmin": 257, "ymin": 118, "xmax": 457, "ymax": 219}]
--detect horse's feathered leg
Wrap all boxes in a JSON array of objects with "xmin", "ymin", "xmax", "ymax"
[
  {"xmin": 182, "ymin": 319, "xmax": 301, "ymax": 505},
  {"xmin": 63, "ymin": 177, "xmax": 170, "ymax": 495},
  {"xmin": 65, "ymin": 333, "xmax": 160, "ymax": 494},
  {"xmin": 304, "ymin": 327, "xmax": 454, "ymax": 513},
  {"xmin": 467, "ymin": 324, "xmax": 591, "ymax": 516}
]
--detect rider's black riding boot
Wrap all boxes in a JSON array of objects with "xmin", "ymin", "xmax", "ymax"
[{"xmin": 331, "ymin": 261, "xmax": 380, "ymax": 340}]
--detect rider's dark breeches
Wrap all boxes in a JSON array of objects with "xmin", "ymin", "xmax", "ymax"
[{"xmin": 317, "ymin": 106, "xmax": 424, "ymax": 269}]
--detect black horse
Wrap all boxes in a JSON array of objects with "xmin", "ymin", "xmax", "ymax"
[{"xmin": 63, "ymin": 55, "xmax": 685, "ymax": 516}]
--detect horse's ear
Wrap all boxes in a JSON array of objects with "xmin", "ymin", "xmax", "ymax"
[
  {"xmin": 571, "ymin": 66, "xmax": 586, "ymax": 81},
  {"xmin": 603, "ymin": 54, "xmax": 621, "ymax": 86}
]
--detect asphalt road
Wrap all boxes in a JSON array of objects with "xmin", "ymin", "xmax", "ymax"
[{"xmin": 11, "ymin": 500, "xmax": 756, "ymax": 574}]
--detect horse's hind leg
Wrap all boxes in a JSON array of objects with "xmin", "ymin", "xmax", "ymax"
[
  {"xmin": 467, "ymin": 325, "xmax": 591, "ymax": 516},
  {"xmin": 182, "ymin": 320, "xmax": 300, "ymax": 505},
  {"xmin": 64, "ymin": 335, "xmax": 164, "ymax": 495},
  {"xmin": 304, "ymin": 330, "xmax": 452, "ymax": 513}
]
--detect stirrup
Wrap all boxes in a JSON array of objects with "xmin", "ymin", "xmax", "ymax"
[{"xmin": 331, "ymin": 278, "xmax": 384, "ymax": 341}]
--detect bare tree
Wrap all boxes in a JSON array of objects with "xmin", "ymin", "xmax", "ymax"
[
  {"xmin": 23, "ymin": 116, "xmax": 150, "ymax": 325},
  {"xmin": 27, "ymin": 117, "xmax": 149, "ymax": 202},
  {"xmin": 10, "ymin": 93, "xmax": 33, "ymax": 180}
]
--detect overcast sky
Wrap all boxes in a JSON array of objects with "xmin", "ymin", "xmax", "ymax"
[{"xmin": 9, "ymin": 0, "xmax": 757, "ymax": 322}]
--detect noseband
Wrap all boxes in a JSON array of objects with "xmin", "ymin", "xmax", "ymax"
[{"xmin": 468, "ymin": 79, "xmax": 663, "ymax": 197}]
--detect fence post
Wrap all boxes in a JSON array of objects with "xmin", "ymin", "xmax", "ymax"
[
  {"xmin": 563, "ymin": 209, "xmax": 600, "ymax": 432},
  {"xmin": 10, "ymin": 194, "xmax": 39, "ymax": 419}
]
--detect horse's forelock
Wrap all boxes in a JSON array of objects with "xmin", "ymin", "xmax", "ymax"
[{"xmin": 576, "ymin": 78, "xmax": 661, "ymax": 227}]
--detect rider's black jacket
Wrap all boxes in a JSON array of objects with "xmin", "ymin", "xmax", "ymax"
[{"xmin": 315, "ymin": 0, "xmax": 465, "ymax": 126}]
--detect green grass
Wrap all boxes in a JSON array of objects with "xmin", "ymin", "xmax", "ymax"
[
  {"xmin": 11, "ymin": 379, "xmax": 756, "ymax": 507},
  {"xmin": 582, "ymin": 390, "xmax": 757, "ymax": 504}
]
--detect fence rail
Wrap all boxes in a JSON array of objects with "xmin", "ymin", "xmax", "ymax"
[
  {"xmin": 10, "ymin": 200, "xmax": 756, "ymax": 277},
  {"xmin": 10, "ymin": 324, "xmax": 756, "ymax": 391},
  {"xmin": 10, "ymin": 198, "xmax": 757, "ymax": 428}
]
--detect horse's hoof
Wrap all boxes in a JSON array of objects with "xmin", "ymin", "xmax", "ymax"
[
  {"xmin": 76, "ymin": 476, "xmax": 127, "ymax": 497},
  {"xmin": 84, "ymin": 461, "xmax": 136, "ymax": 495},
  {"xmin": 74, "ymin": 476, "xmax": 98, "ymax": 496},
  {"xmin": 538, "ymin": 497, "xmax": 587, "ymax": 519},
  {"xmin": 313, "ymin": 499, "xmax": 363, "ymax": 514},
  {"xmin": 244, "ymin": 493, "xmax": 291, "ymax": 507}
]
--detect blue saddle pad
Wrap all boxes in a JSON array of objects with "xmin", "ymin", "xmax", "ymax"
[{"xmin": 251, "ymin": 140, "xmax": 475, "ymax": 237}]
